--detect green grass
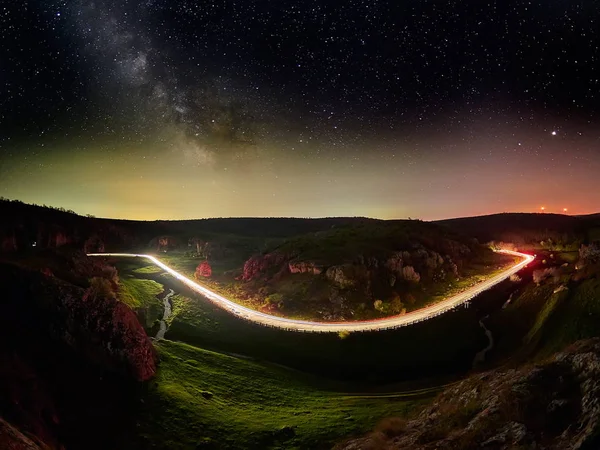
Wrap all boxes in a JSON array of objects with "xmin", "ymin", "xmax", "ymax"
[
  {"xmin": 118, "ymin": 276, "xmax": 164, "ymax": 310},
  {"xmin": 133, "ymin": 265, "xmax": 164, "ymax": 275},
  {"xmin": 116, "ymin": 273, "xmax": 165, "ymax": 330},
  {"xmin": 131, "ymin": 340, "xmax": 423, "ymax": 450},
  {"xmin": 537, "ymin": 275, "xmax": 600, "ymax": 357},
  {"xmin": 525, "ymin": 288, "xmax": 569, "ymax": 343}
]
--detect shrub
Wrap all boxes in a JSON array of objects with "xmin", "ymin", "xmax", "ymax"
[
  {"xmin": 338, "ymin": 330, "xmax": 351, "ymax": 340},
  {"xmin": 374, "ymin": 417, "xmax": 407, "ymax": 437},
  {"xmin": 87, "ymin": 277, "xmax": 115, "ymax": 300},
  {"xmin": 533, "ymin": 268, "xmax": 560, "ymax": 285}
]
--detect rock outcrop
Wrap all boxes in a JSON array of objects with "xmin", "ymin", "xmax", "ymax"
[
  {"xmin": 241, "ymin": 252, "xmax": 288, "ymax": 281},
  {"xmin": 0, "ymin": 253, "xmax": 156, "ymax": 449},
  {"xmin": 83, "ymin": 235, "xmax": 105, "ymax": 253},
  {"xmin": 325, "ymin": 264, "xmax": 369, "ymax": 289},
  {"xmin": 336, "ymin": 338, "xmax": 600, "ymax": 450},
  {"xmin": 0, "ymin": 418, "xmax": 48, "ymax": 450},
  {"xmin": 288, "ymin": 260, "xmax": 323, "ymax": 275}
]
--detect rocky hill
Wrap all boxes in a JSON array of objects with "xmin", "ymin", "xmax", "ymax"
[
  {"xmin": 234, "ymin": 221, "xmax": 514, "ymax": 320},
  {"xmin": 337, "ymin": 338, "xmax": 600, "ymax": 450},
  {"xmin": 438, "ymin": 212, "xmax": 600, "ymax": 251}
]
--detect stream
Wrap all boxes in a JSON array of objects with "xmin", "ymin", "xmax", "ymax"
[
  {"xmin": 472, "ymin": 315, "xmax": 494, "ymax": 367},
  {"xmin": 155, "ymin": 289, "xmax": 175, "ymax": 340}
]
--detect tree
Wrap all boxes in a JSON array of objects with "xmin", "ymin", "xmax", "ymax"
[
  {"xmin": 264, "ymin": 293, "xmax": 284, "ymax": 309},
  {"xmin": 389, "ymin": 294, "xmax": 404, "ymax": 315},
  {"xmin": 195, "ymin": 261, "xmax": 212, "ymax": 278}
]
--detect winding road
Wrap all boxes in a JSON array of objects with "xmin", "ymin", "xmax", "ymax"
[{"xmin": 88, "ymin": 250, "xmax": 534, "ymax": 333}]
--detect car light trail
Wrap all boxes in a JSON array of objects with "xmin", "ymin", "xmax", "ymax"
[{"xmin": 88, "ymin": 250, "xmax": 534, "ymax": 333}]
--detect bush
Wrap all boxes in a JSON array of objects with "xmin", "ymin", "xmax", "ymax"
[
  {"xmin": 338, "ymin": 330, "xmax": 351, "ymax": 340},
  {"xmin": 374, "ymin": 417, "xmax": 407, "ymax": 437},
  {"xmin": 87, "ymin": 277, "xmax": 116, "ymax": 300},
  {"xmin": 533, "ymin": 268, "xmax": 560, "ymax": 285}
]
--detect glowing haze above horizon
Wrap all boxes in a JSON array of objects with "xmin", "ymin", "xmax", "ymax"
[{"xmin": 1, "ymin": 1, "xmax": 599, "ymax": 221}]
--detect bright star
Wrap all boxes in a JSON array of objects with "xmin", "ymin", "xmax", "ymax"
[{"xmin": 551, "ymin": 131, "xmax": 557, "ymax": 136}]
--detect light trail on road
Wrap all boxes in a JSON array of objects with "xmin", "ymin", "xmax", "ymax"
[{"xmin": 88, "ymin": 250, "xmax": 534, "ymax": 333}]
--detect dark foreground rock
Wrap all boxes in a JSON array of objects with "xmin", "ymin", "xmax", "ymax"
[
  {"xmin": 336, "ymin": 338, "xmax": 600, "ymax": 450},
  {"xmin": 0, "ymin": 254, "xmax": 157, "ymax": 449},
  {"xmin": 0, "ymin": 417, "xmax": 48, "ymax": 450},
  {"xmin": 0, "ymin": 263, "xmax": 157, "ymax": 381}
]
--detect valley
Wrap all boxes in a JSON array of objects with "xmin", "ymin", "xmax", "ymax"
[{"xmin": 0, "ymin": 200, "xmax": 599, "ymax": 449}]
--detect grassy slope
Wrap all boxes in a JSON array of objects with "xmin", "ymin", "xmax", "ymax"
[
  {"xmin": 486, "ymin": 260, "xmax": 600, "ymax": 365},
  {"xmin": 115, "ymin": 261, "xmax": 165, "ymax": 329},
  {"xmin": 536, "ymin": 275, "xmax": 600, "ymax": 357},
  {"xmin": 118, "ymin": 276, "xmax": 163, "ymax": 310},
  {"xmin": 130, "ymin": 340, "xmax": 422, "ymax": 450}
]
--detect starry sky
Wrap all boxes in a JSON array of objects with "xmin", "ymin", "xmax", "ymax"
[{"xmin": 1, "ymin": 0, "xmax": 599, "ymax": 220}]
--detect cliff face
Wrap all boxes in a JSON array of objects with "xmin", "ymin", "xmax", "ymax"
[
  {"xmin": 0, "ymin": 254, "xmax": 157, "ymax": 449},
  {"xmin": 0, "ymin": 418, "xmax": 48, "ymax": 450},
  {"xmin": 238, "ymin": 241, "xmax": 477, "ymax": 320},
  {"xmin": 336, "ymin": 338, "xmax": 600, "ymax": 450},
  {"xmin": 241, "ymin": 248, "xmax": 459, "ymax": 286},
  {"xmin": 0, "ymin": 261, "xmax": 157, "ymax": 382},
  {"xmin": 241, "ymin": 252, "xmax": 288, "ymax": 281}
]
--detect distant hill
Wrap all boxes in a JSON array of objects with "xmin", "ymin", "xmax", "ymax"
[
  {"xmin": 0, "ymin": 199, "xmax": 373, "ymax": 253},
  {"xmin": 2, "ymin": 199, "xmax": 598, "ymax": 254},
  {"xmin": 437, "ymin": 212, "xmax": 600, "ymax": 249}
]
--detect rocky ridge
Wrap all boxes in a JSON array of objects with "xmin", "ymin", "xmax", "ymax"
[
  {"xmin": 336, "ymin": 338, "xmax": 600, "ymax": 450},
  {"xmin": 0, "ymin": 260, "xmax": 157, "ymax": 382}
]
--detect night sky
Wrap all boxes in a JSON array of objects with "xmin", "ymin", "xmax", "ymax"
[{"xmin": 1, "ymin": 1, "xmax": 599, "ymax": 220}]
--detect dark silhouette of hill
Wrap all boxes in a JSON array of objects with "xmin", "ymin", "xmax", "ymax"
[
  {"xmin": 437, "ymin": 212, "xmax": 600, "ymax": 248},
  {"xmin": 1, "ymin": 198, "xmax": 598, "ymax": 254}
]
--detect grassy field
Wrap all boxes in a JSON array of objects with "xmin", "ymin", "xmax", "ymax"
[{"xmin": 127, "ymin": 340, "xmax": 424, "ymax": 450}]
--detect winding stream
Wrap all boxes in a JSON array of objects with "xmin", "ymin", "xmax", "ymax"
[
  {"xmin": 155, "ymin": 289, "xmax": 175, "ymax": 340},
  {"xmin": 473, "ymin": 315, "xmax": 494, "ymax": 367}
]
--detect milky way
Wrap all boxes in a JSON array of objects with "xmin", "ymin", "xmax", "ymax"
[{"xmin": 0, "ymin": 1, "xmax": 599, "ymax": 219}]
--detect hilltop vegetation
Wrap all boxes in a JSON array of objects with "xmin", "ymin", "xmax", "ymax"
[{"xmin": 181, "ymin": 221, "xmax": 515, "ymax": 321}]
